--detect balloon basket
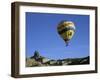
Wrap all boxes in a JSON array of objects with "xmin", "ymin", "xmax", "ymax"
[{"xmin": 66, "ymin": 42, "xmax": 69, "ymax": 46}]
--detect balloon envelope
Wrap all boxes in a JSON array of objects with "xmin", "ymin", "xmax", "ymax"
[{"xmin": 57, "ymin": 21, "xmax": 75, "ymax": 45}]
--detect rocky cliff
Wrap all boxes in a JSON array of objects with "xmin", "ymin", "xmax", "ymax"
[{"xmin": 26, "ymin": 51, "xmax": 89, "ymax": 67}]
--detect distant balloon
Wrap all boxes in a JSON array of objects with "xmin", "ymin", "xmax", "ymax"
[{"xmin": 57, "ymin": 20, "xmax": 75, "ymax": 46}]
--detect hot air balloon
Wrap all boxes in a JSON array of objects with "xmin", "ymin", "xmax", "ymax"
[{"xmin": 57, "ymin": 20, "xmax": 75, "ymax": 46}]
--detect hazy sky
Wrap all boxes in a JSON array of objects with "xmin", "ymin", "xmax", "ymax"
[{"xmin": 26, "ymin": 12, "xmax": 89, "ymax": 59}]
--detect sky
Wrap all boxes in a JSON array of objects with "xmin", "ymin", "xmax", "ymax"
[{"xmin": 26, "ymin": 12, "xmax": 90, "ymax": 59}]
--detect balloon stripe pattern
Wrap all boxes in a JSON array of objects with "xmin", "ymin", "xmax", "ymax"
[
  {"xmin": 58, "ymin": 27, "xmax": 75, "ymax": 34},
  {"xmin": 57, "ymin": 21, "xmax": 75, "ymax": 45}
]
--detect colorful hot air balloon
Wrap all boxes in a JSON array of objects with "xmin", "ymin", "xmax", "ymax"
[{"xmin": 57, "ymin": 20, "xmax": 75, "ymax": 46}]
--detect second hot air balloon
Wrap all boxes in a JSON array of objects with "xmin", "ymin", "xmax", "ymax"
[{"xmin": 57, "ymin": 20, "xmax": 75, "ymax": 46}]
